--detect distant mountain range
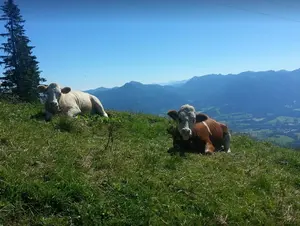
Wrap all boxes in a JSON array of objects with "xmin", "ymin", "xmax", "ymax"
[
  {"xmin": 154, "ymin": 79, "xmax": 188, "ymax": 86},
  {"xmin": 85, "ymin": 68, "xmax": 300, "ymax": 147},
  {"xmin": 86, "ymin": 79, "xmax": 188, "ymax": 94},
  {"xmin": 86, "ymin": 69, "xmax": 300, "ymax": 117},
  {"xmin": 86, "ymin": 87, "xmax": 112, "ymax": 95}
]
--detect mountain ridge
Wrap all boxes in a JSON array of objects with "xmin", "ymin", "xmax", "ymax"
[
  {"xmin": 86, "ymin": 68, "xmax": 300, "ymax": 115},
  {"xmin": 85, "ymin": 68, "xmax": 299, "ymax": 93}
]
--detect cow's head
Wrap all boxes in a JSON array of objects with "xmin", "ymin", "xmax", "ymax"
[
  {"xmin": 167, "ymin": 104, "xmax": 197, "ymax": 140},
  {"xmin": 37, "ymin": 83, "xmax": 71, "ymax": 113}
]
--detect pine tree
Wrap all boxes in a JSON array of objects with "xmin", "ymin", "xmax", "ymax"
[{"xmin": 0, "ymin": 0, "xmax": 46, "ymax": 102}]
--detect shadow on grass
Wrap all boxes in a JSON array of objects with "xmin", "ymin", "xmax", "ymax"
[
  {"xmin": 30, "ymin": 111, "xmax": 46, "ymax": 121},
  {"xmin": 167, "ymin": 142, "xmax": 226, "ymax": 157},
  {"xmin": 167, "ymin": 146, "xmax": 201, "ymax": 157}
]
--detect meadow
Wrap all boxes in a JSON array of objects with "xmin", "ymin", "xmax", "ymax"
[{"xmin": 0, "ymin": 99, "xmax": 300, "ymax": 225}]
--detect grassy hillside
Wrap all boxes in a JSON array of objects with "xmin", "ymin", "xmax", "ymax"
[{"xmin": 0, "ymin": 100, "xmax": 300, "ymax": 225}]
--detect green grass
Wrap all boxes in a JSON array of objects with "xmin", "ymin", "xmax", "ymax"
[
  {"xmin": 266, "ymin": 135, "xmax": 295, "ymax": 146},
  {"xmin": 248, "ymin": 129, "xmax": 274, "ymax": 137},
  {"xmin": 268, "ymin": 116, "xmax": 300, "ymax": 125},
  {"xmin": 1, "ymin": 100, "xmax": 300, "ymax": 225},
  {"xmin": 295, "ymin": 133, "xmax": 300, "ymax": 140},
  {"xmin": 245, "ymin": 130, "xmax": 295, "ymax": 147}
]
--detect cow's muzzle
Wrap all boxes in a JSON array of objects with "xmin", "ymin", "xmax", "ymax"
[
  {"xmin": 181, "ymin": 128, "xmax": 192, "ymax": 140},
  {"xmin": 47, "ymin": 102, "xmax": 60, "ymax": 112}
]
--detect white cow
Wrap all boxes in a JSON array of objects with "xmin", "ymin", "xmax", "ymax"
[{"xmin": 37, "ymin": 83, "xmax": 108, "ymax": 121}]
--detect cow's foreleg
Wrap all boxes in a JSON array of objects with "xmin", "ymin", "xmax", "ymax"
[
  {"xmin": 204, "ymin": 141, "xmax": 215, "ymax": 155},
  {"xmin": 45, "ymin": 111, "xmax": 53, "ymax": 122},
  {"xmin": 67, "ymin": 107, "xmax": 82, "ymax": 117},
  {"xmin": 223, "ymin": 132, "xmax": 231, "ymax": 153}
]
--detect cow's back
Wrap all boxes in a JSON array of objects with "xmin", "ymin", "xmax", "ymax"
[
  {"xmin": 206, "ymin": 119, "xmax": 226, "ymax": 149},
  {"xmin": 192, "ymin": 119, "xmax": 224, "ymax": 149},
  {"xmin": 59, "ymin": 91, "xmax": 93, "ymax": 113},
  {"xmin": 205, "ymin": 119, "xmax": 224, "ymax": 138}
]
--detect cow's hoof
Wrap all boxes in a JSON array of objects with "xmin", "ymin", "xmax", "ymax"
[
  {"xmin": 167, "ymin": 147, "xmax": 177, "ymax": 155},
  {"xmin": 167, "ymin": 148, "xmax": 174, "ymax": 153},
  {"xmin": 173, "ymin": 144, "xmax": 181, "ymax": 150},
  {"xmin": 204, "ymin": 151, "xmax": 214, "ymax": 155},
  {"xmin": 179, "ymin": 151, "xmax": 186, "ymax": 157}
]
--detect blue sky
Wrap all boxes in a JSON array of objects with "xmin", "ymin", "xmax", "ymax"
[{"xmin": 1, "ymin": 0, "xmax": 300, "ymax": 90}]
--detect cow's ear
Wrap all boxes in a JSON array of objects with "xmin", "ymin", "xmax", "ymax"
[
  {"xmin": 196, "ymin": 113, "xmax": 209, "ymax": 122},
  {"xmin": 167, "ymin": 110, "xmax": 178, "ymax": 121},
  {"xmin": 61, "ymin": 87, "xmax": 71, "ymax": 94},
  {"xmin": 37, "ymin": 85, "xmax": 48, "ymax": 93}
]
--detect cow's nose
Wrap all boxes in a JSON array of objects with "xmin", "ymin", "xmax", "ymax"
[
  {"xmin": 181, "ymin": 128, "xmax": 191, "ymax": 136},
  {"xmin": 50, "ymin": 102, "xmax": 58, "ymax": 108}
]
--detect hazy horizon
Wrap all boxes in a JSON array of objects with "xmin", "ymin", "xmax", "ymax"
[{"xmin": 86, "ymin": 67, "xmax": 300, "ymax": 90}]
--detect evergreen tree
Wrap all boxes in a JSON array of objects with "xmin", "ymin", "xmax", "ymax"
[{"xmin": 0, "ymin": 0, "xmax": 46, "ymax": 101}]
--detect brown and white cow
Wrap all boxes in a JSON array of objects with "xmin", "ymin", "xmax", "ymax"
[
  {"xmin": 167, "ymin": 104, "xmax": 231, "ymax": 154},
  {"xmin": 37, "ymin": 83, "xmax": 108, "ymax": 121}
]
